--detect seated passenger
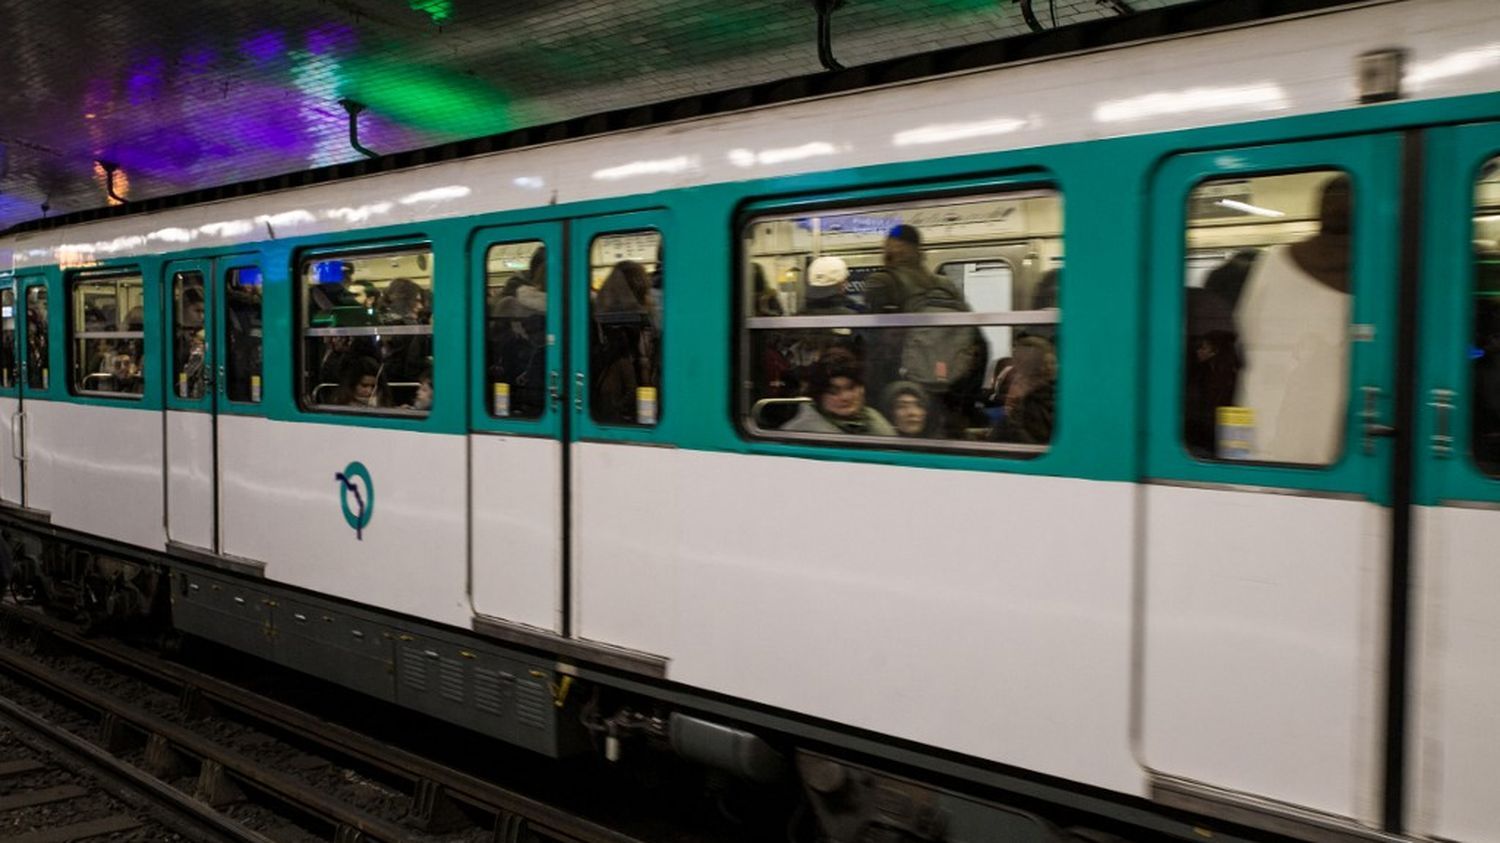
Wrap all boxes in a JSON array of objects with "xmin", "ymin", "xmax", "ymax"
[
  {"xmin": 782, "ymin": 349, "xmax": 895, "ymax": 436},
  {"xmin": 333, "ymin": 356, "xmax": 383, "ymax": 408},
  {"xmin": 988, "ymin": 336, "xmax": 1056, "ymax": 445},
  {"xmin": 108, "ymin": 352, "xmax": 141, "ymax": 394},
  {"xmin": 406, "ymin": 367, "xmax": 434, "ymax": 412},
  {"xmin": 881, "ymin": 381, "xmax": 937, "ymax": 438}
]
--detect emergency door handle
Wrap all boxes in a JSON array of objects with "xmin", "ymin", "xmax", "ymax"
[
  {"xmin": 1430, "ymin": 388, "xmax": 1455, "ymax": 458},
  {"xmin": 1361, "ymin": 385, "xmax": 1395, "ymax": 455},
  {"xmin": 574, "ymin": 372, "xmax": 585, "ymax": 411}
]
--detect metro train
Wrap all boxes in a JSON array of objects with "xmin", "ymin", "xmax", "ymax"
[{"xmin": 2, "ymin": 1, "xmax": 1500, "ymax": 840}]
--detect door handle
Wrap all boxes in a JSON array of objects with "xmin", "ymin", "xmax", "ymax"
[
  {"xmin": 548, "ymin": 370, "xmax": 561, "ymax": 410},
  {"xmin": 1430, "ymin": 388, "xmax": 1455, "ymax": 458},
  {"xmin": 574, "ymin": 372, "xmax": 584, "ymax": 412},
  {"xmin": 1361, "ymin": 385, "xmax": 1395, "ymax": 455},
  {"xmin": 12, "ymin": 411, "xmax": 24, "ymax": 462}
]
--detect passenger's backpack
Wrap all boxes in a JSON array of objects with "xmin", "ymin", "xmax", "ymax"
[{"xmin": 885, "ymin": 267, "xmax": 981, "ymax": 391}]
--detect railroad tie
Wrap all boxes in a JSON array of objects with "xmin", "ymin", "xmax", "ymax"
[
  {"xmin": 0, "ymin": 784, "xmax": 88, "ymax": 812},
  {"xmin": 6, "ymin": 814, "xmax": 143, "ymax": 843}
]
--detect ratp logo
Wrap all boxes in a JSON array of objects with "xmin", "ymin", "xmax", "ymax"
[{"xmin": 335, "ymin": 462, "xmax": 375, "ymax": 540}]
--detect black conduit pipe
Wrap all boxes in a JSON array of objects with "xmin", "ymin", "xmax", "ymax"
[
  {"xmin": 814, "ymin": 0, "xmax": 844, "ymax": 72},
  {"xmin": 1019, "ymin": 0, "xmax": 1045, "ymax": 33},
  {"xmin": 339, "ymin": 99, "xmax": 379, "ymax": 160}
]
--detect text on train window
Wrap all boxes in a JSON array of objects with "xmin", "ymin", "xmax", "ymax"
[
  {"xmin": 0, "ymin": 288, "xmax": 16, "ymax": 389},
  {"xmin": 1473, "ymin": 156, "xmax": 1500, "ymax": 476},
  {"xmin": 25, "ymin": 287, "xmax": 47, "ymax": 390},
  {"xmin": 484, "ymin": 241, "xmax": 546, "ymax": 419},
  {"xmin": 1181, "ymin": 170, "xmax": 1351, "ymax": 465},
  {"xmin": 741, "ymin": 189, "xmax": 1061, "ymax": 452},
  {"xmin": 172, "ymin": 271, "xmax": 207, "ymax": 399},
  {"xmin": 299, "ymin": 249, "xmax": 433, "ymax": 416},
  {"xmin": 225, "ymin": 267, "xmax": 263, "ymax": 404},
  {"xmin": 71, "ymin": 272, "xmax": 145, "ymax": 398},
  {"xmin": 588, "ymin": 231, "xmax": 662, "ymax": 426}
]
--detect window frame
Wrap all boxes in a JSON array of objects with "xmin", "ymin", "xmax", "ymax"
[
  {"xmin": 23, "ymin": 283, "xmax": 49, "ymax": 393},
  {"xmin": 295, "ymin": 243, "xmax": 436, "ymax": 418},
  {"xmin": 735, "ymin": 180, "xmax": 1064, "ymax": 457},
  {"xmin": 1177, "ymin": 165, "xmax": 1356, "ymax": 468},
  {"xmin": 481, "ymin": 238, "xmax": 549, "ymax": 422},
  {"xmin": 585, "ymin": 227, "xmax": 665, "ymax": 428},
  {"xmin": 67, "ymin": 269, "xmax": 146, "ymax": 400},
  {"xmin": 223, "ymin": 264, "xmax": 264, "ymax": 407}
]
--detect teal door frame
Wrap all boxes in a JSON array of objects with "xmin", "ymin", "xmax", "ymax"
[
  {"xmin": 1415, "ymin": 121, "xmax": 1500, "ymax": 507},
  {"xmin": 468, "ymin": 221, "xmax": 564, "ymax": 438},
  {"xmin": 568, "ymin": 209, "xmax": 672, "ymax": 445},
  {"xmin": 1144, "ymin": 134, "xmax": 1404, "ymax": 502},
  {"xmin": 163, "ymin": 258, "xmax": 217, "ymax": 413}
]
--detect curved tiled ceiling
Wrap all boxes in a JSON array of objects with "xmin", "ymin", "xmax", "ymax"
[{"xmin": 0, "ymin": 0, "xmax": 1194, "ymax": 232}]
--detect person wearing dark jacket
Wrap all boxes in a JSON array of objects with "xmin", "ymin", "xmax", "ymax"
[{"xmin": 782, "ymin": 349, "xmax": 895, "ymax": 436}]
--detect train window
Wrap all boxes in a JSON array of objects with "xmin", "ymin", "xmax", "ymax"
[
  {"xmin": 172, "ymin": 271, "xmax": 207, "ymax": 399},
  {"xmin": 298, "ymin": 248, "xmax": 433, "ymax": 415},
  {"xmin": 224, "ymin": 267, "xmax": 263, "ymax": 404},
  {"xmin": 24, "ymin": 287, "xmax": 47, "ymax": 390},
  {"xmin": 1472, "ymin": 156, "xmax": 1500, "ymax": 475},
  {"xmin": 741, "ymin": 189, "xmax": 1062, "ymax": 452},
  {"xmin": 1181, "ymin": 170, "xmax": 1351, "ymax": 465},
  {"xmin": 484, "ymin": 241, "xmax": 546, "ymax": 419},
  {"xmin": 70, "ymin": 273, "xmax": 145, "ymax": 398},
  {"xmin": 0, "ymin": 288, "xmax": 16, "ymax": 389},
  {"xmin": 588, "ymin": 231, "xmax": 662, "ymax": 426}
]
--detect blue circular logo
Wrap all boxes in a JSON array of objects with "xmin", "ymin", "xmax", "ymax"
[{"xmin": 335, "ymin": 462, "xmax": 374, "ymax": 539}]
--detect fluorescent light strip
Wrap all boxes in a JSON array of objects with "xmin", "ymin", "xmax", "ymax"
[{"xmin": 1216, "ymin": 198, "xmax": 1285, "ymax": 218}]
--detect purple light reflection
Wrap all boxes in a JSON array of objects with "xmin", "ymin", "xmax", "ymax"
[
  {"xmin": 306, "ymin": 23, "xmax": 357, "ymax": 56},
  {"xmin": 240, "ymin": 31, "xmax": 286, "ymax": 64}
]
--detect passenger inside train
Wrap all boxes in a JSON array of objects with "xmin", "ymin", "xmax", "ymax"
[
  {"xmin": 301, "ymin": 251, "xmax": 433, "ymax": 414},
  {"xmin": 485, "ymin": 243, "xmax": 547, "ymax": 419},
  {"xmin": 1183, "ymin": 171, "xmax": 1353, "ymax": 464},
  {"xmin": 588, "ymin": 231, "xmax": 663, "ymax": 426},
  {"xmin": 743, "ymin": 189, "xmax": 1061, "ymax": 448}
]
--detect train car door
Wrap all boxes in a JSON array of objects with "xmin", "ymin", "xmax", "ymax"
[
  {"xmin": 1138, "ymin": 135, "xmax": 1403, "ymax": 826},
  {"xmin": 1408, "ymin": 121, "xmax": 1500, "ymax": 843},
  {"xmin": 8, "ymin": 275, "xmax": 49, "ymax": 515},
  {"xmin": 566, "ymin": 212, "xmax": 669, "ymax": 646},
  {"xmin": 163, "ymin": 258, "xmax": 218, "ymax": 553},
  {"xmin": 0, "ymin": 278, "xmax": 22, "ymax": 508},
  {"xmin": 469, "ymin": 223, "xmax": 566, "ymax": 633}
]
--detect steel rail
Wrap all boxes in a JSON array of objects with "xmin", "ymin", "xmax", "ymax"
[
  {"xmin": 0, "ymin": 642, "xmax": 417, "ymax": 842},
  {"xmin": 0, "ymin": 698, "xmax": 273, "ymax": 843},
  {"xmin": 0, "ymin": 603, "xmax": 647, "ymax": 843}
]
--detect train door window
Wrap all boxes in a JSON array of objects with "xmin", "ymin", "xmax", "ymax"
[
  {"xmin": 224, "ymin": 267, "xmax": 263, "ymax": 404},
  {"xmin": 24, "ymin": 287, "xmax": 47, "ymax": 390},
  {"xmin": 0, "ymin": 288, "xmax": 16, "ymax": 388},
  {"xmin": 588, "ymin": 231, "xmax": 662, "ymax": 426},
  {"xmin": 70, "ymin": 272, "xmax": 145, "ymax": 397},
  {"xmin": 484, "ymin": 241, "xmax": 546, "ymax": 419},
  {"xmin": 742, "ymin": 188, "xmax": 1062, "ymax": 452},
  {"xmin": 1472, "ymin": 156, "xmax": 1500, "ymax": 475},
  {"xmin": 1180, "ymin": 170, "xmax": 1351, "ymax": 464},
  {"xmin": 172, "ymin": 271, "xmax": 207, "ymax": 399},
  {"xmin": 299, "ymin": 248, "xmax": 433, "ymax": 415}
]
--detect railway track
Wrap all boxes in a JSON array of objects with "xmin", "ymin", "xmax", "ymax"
[
  {"xmin": 0, "ymin": 602, "xmax": 659, "ymax": 843},
  {"xmin": 0, "ymin": 695, "xmax": 264, "ymax": 842}
]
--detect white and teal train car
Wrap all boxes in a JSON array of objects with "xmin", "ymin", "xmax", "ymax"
[{"xmin": 3, "ymin": 0, "xmax": 1500, "ymax": 839}]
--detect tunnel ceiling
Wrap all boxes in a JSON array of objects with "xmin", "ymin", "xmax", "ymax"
[{"xmin": 0, "ymin": 0, "xmax": 1201, "ymax": 232}]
